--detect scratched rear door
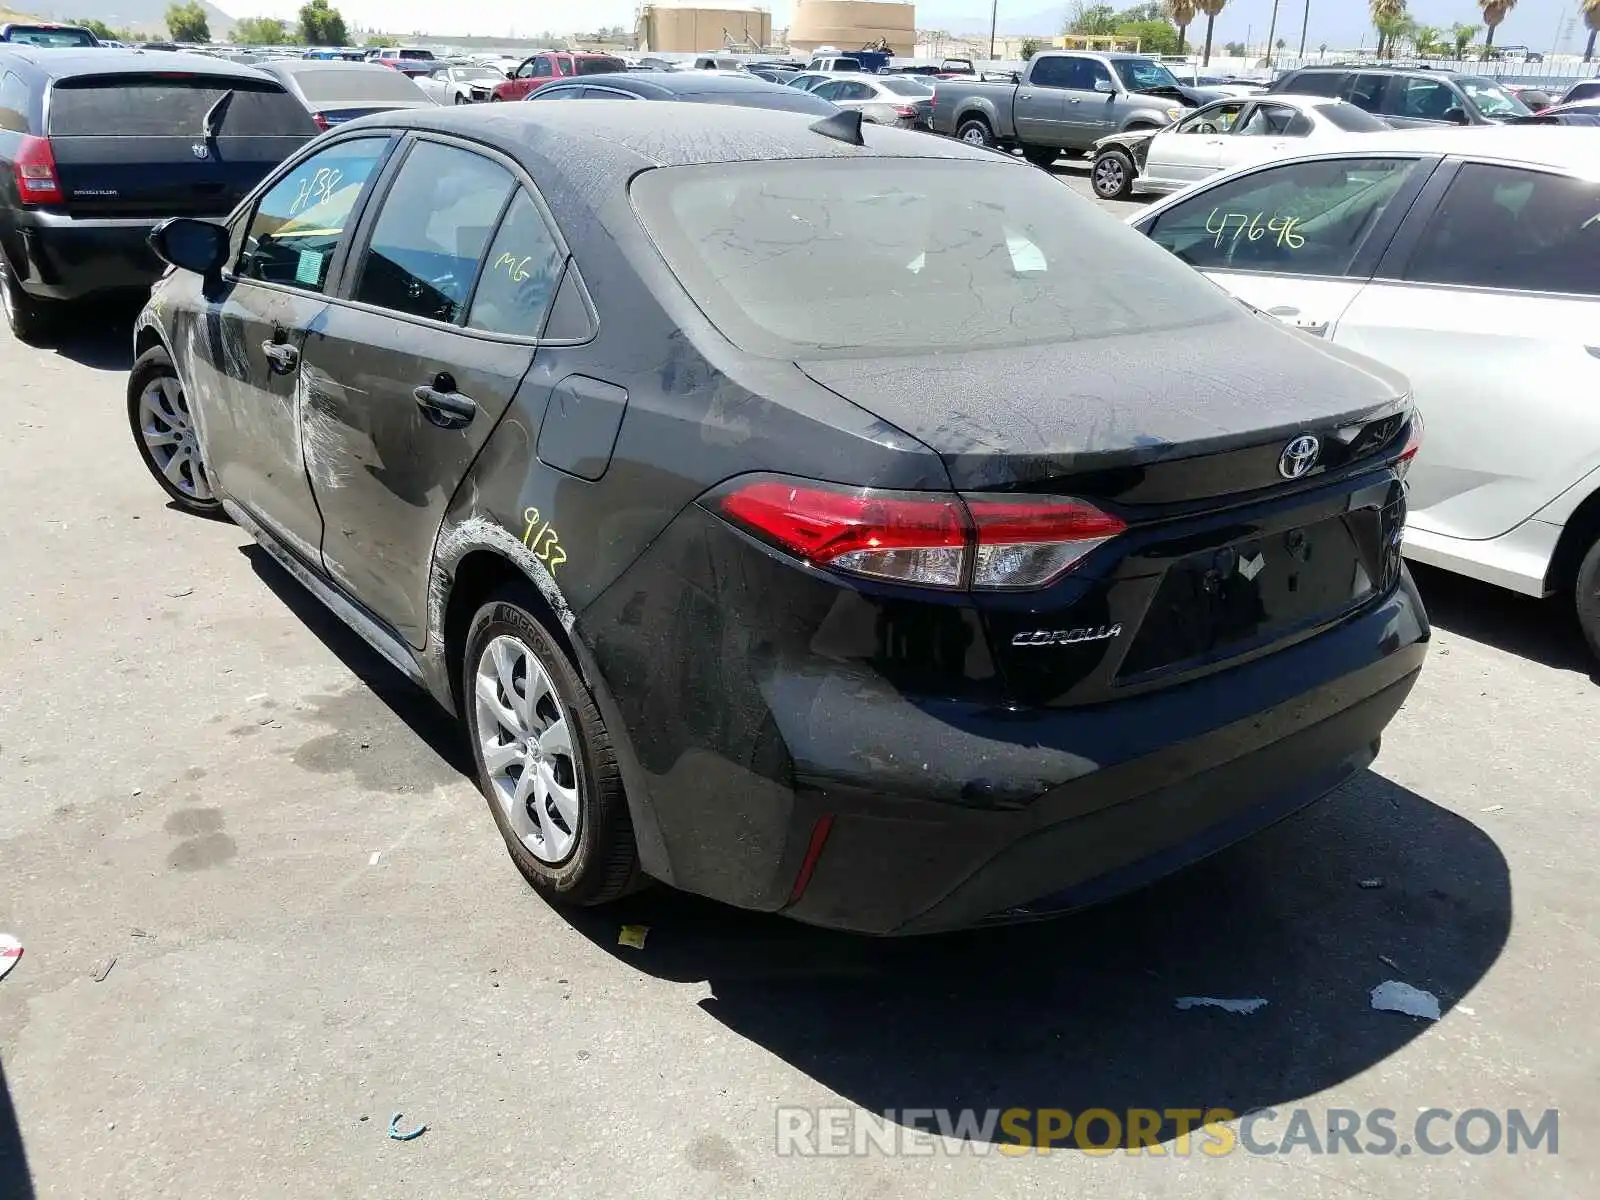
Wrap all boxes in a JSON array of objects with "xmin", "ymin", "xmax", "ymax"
[{"xmin": 46, "ymin": 71, "xmax": 314, "ymax": 218}]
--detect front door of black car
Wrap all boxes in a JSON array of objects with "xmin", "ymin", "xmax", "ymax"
[
  {"xmin": 196, "ymin": 136, "xmax": 391, "ymax": 563},
  {"xmin": 299, "ymin": 138, "xmax": 564, "ymax": 647}
]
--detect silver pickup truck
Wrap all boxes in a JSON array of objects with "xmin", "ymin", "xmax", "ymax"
[{"xmin": 930, "ymin": 51, "xmax": 1227, "ymax": 164}]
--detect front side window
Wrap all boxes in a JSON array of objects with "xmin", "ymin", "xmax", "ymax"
[
  {"xmin": 236, "ymin": 137, "xmax": 389, "ymax": 292},
  {"xmin": 1343, "ymin": 73, "xmax": 1388, "ymax": 113},
  {"xmin": 630, "ymin": 157, "xmax": 1242, "ymax": 359},
  {"xmin": 1177, "ymin": 100, "xmax": 1243, "ymax": 133},
  {"xmin": 468, "ymin": 191, "xmax": 565, "ymax": 336},
  {"xmin": 1403, "ymin": 164, "xmax": 1599, "ymax": 296},
  {"xmin": 1388, "ymin": 78, "xmax": 1464, "ymax": 122},
  {"xmin": 353, "ymin": 142, "xmax": 514, "ymax": 323},
  {"xmin": 532, "ymin": 57, "xmax": 553, "ymax": 76},
  {"xmin": 1145, "ymin": 156, "xmax": 1419, "ymax": 277}
]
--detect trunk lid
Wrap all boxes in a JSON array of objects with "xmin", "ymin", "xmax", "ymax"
[{"xmin": 46, "ymin": 73, "xmax": 314, "ymax": 218}]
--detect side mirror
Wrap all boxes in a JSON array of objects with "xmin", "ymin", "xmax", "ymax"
[
  {"xmin": 149, "ymin": 217, "xmax": 228, "ymax": 283},
  {"xmin": 1446, "ymin": 108, "xmax": 1470, "ymax": 125},
  {"xmin": 1094, "ymin": 78, "xmax": 1117, "ymax": 94}
]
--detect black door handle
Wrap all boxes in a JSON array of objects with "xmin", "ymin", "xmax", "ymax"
[
  {"xmin": 261, "ymin": 341, "xmax": 298, "ymax": 374},
  {"xmin": 413, "ymin": 375, "xmax": 477, "ymax": 428}
]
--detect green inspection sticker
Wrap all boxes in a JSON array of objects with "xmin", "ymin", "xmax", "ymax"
[{"xmin": 294, "ymin": 249, "xmax": 323, "ymax": 286}]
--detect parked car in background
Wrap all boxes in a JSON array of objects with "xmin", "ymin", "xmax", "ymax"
[
  {"xmin": 809, "ymin": 74, "xmax": 933, "ymax": 128},
  {"xmin": 1556, "ymin": 79, "xmax": 1600, "ymax": 105},
  {"xmin": 1512, "ymin": 98, "xmax": 1600, "ymax": 126},
  {"xmin": 365, "ymin": 46, "xmax": 443, "ymax": 76},
  {"xmin": 492, "ymin": 51, "xmax": 628, "ymax": 100},
  {"xmin": 1266, "ymin": 66, "xmax": 1530, "ymax": 126},
  {"xmin": 129, "ymin": 100, "xmax": 1425, "ymax": 934},
  {"xmin": 1505, "ymin": 84, "xmax": 1554, "ymax": 111},
  {"xmin": 256, "ymin": 60, "xmax": 433, "ymax": 131},
  {"xmin": 805, "ymin": 54, "xmax": 863, "ymax": 73},
  {"xmin": 690, "ymin": 54, "xmax": 744, "ymax": 71},
  {"xmin": 525, "ymin": 70, "xmax": 839, "ymax": 115},
  {"xmin": 0, "ymin": 23, "xmax": 100, "ymax": 46},
  {"xmin": 931, "ymin": 51, "xmax": 1224, "ymax": 165},
  {"xmin": 1165, "ymin": 64, "xmax": 1266, "ymax": 96},
  {"xmin": 0, "ymin": 47, "xmax": 314, "ymax": 340},
  {"xmin": 1128, "ymin": 127, "xmax": 1600, "ymax": 656},
  {"xmin": 783, "ymin": 71, "xmax": 836, "ymax": 92},
  {"xmin": 1090, "ymin": 94, "xmax": 1387, "ymax": 199},
  {"xmin": 416, "ymin": 63, "xmax": 506, "ymax": 105}
]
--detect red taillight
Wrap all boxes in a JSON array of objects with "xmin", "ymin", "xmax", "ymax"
[
  {"xmin": 1396, "ymin": 411, "xmax": 1423, "ymax": 480},
  {"xmin": 14, "ymin": 135, "xmax": 62, "ymax": 206},
  {"xmin": 311, "ymin": 111, "xmax": 330, "ymax": 131},
  {"xmin": 893, "ymin": 105, "xmax": 919, "ymax": 118},
  {"xmin": 716, "ymin": 477, "xmax": 1125, "ymax": 590}
]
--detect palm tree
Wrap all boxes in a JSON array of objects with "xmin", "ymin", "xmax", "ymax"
[
  {"xmin": 1450, "ymin": 21, "xmax": 1479, "ymax": 58},
  {"xmin": 1165, "ymin": 0, "xmax": 1198, "ymax": 54},
  {"xmin": 1198, "ymin": 0, "xmax": 1227, "ymax": 65},
  {"xmin": 1582, "ymin": 0, "xmax": 1598, "ymax": 62},
  {"xmin": 1369, "ymin": 0, "xmax": 1404, "ymax": 55},
  {"xmin": 1478, "ymin": 0, "xmax": 1515, "ymax": 54},
  {"xmin": 1411, "ymin": 24, "xmax": 1445, "ymax": 55}
]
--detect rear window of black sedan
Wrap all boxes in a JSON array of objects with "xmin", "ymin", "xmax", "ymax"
[{"xmin": 629, "ymin": 157, "xmax": 1242, "ymax": 358}]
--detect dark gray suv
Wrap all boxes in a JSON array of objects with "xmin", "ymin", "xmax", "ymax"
[{"xmin": 1268, "ymin": 67, "xmax": 1531, "ymax": 126}]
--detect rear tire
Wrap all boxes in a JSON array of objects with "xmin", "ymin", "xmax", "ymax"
[
  {"xmin": 0, "ymin": 259, "xmax": 52, "ymax": 344},
  {"xmin": 1021, "ymin": 145, "xmax": 1059, "ymax": 168},
  {"xmin": 1092, "ymin": 147, "xmax": 1136, "ymax": 200},
  {"xmin": 1574, "ymin": 535, "xmax": 1600, "ymax": 663},
  {"xmin": 955, "ymin": 117, "xmax": 996, "ymax": 148},
  {"xmin": 462, "ymin": 586, "xmax": 638, "ymax": 907}
]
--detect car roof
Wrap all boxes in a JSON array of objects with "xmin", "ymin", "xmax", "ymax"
[
  {"xmin": 341, "ymin": 99, "xmax": 1018, "ymax": 174},
  {"xmin": 261, "ymin": 59, "xmax": 400, "ymax": 76},
  {"xmin": 559, "ymin": 72, "xmax": 815, "ymax": 97},
  {"xmin": 1246, "ymin": 125, "xmax": 1600, "ymax": 178},
  {"xmin": 0, "ymin": 45, "xmax": 265, "ymax": 79}
]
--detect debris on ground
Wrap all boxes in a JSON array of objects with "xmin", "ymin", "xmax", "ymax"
[
  {"xmin": 1370, "ymin": 980, "xmax": 1441, "ymax": 1021},
  {"xmin": 368, "ymin": 851, "xmax": 382, "ymax": 866},
  {"xmin": 1359, "ymin": 877, "xmax": 1385, "ymax": 889},
  {"xmin": 166, "ymin": 587, "xmax": 194, "ymax": 599},
  {"xmin": 618, "ymin": 925, "xmax": 650, "ymax": 950},
  {"xmin": 1379, "ymin": 954, "xmax": 1401, "ymax": 971},
  {"xmin": 1481, "ymin": 805, "xmax": 1505, "ymax": 813},
  {"xmin": 130, "ymin": 928, "xmax": 153, "ymax": 939},
  {"xmin": 0, "ymin": 934, "xmax": 21, "ymax": 982},
  {"xmin": 92, "ymin": 955, "xmax": 117, "ymax": 983},
  {"xmin": 1175, "ymin": 996, "xmax": 1268, "ymax": 1015},
  {"xmin": 388, "ymin": 1112, "xmax": 426, "ymax": 1141},
  {"xmin": 1457, "ymin": 1005, "xmax": 1476, "ymax": 1017}
]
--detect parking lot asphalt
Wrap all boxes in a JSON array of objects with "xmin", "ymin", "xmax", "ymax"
[{"xmin": 0, "ymin": 181, "xmax": 1595, "ymax": 1198}]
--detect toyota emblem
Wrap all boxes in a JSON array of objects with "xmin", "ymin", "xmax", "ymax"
[
  {"xmin": 191, "ymin": 142, "xmax": 209, "ymax": 159},
  {"xmin": 1278, "ymin": 434, "xmax": 1320, "ymax": 480}
]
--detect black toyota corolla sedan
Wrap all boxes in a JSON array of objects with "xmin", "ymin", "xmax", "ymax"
[{"xmin": 128, "ymin": 101, "xmax": 1427, "ymax": 935}]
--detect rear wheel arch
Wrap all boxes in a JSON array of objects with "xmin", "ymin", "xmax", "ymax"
[
  {"xmin": 1544, "ymin": 485, "xmax": 1600, "ymax": 596},
  {"xmin": 442, "ymin": 547, "xmax": 575, "ymax": 716}
]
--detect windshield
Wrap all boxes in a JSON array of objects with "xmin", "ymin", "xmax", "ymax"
[
  {"xmin": 295, "ymin": 68, "xmax": 424, "ymax": 102},
  {"xmin": 630, "ymin": 158, "xmax": 1240, "ymax": 359},
  {"xmin": 398, "ymin": 49, "xmax": 436, "ymax": 60},
  {"xmin": 880, "ymin": 77, "xmax": 933, "ymax": 96},
  {"xmin": 1115, "ymin": 58, "xmax": 1180, "ymax": 92},
  {"xmin": 3, "ymin": 25, "xmax": 96, "ymax": 46},
  {"xmin": 452, "ymin": 68, "xmax": 501, "ymax": 81},
  {"xmin": 1457, "ymin": 76, "xmax": 1531, "ymax": 118}
]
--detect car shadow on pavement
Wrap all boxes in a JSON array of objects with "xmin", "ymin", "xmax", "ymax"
[
  {"xmin": 564, "ymin": 771, "xmax": 1511, "ymax": 1148},
  {"xmin": 35, "ymin": 296, "xmax": 142, "ymax": 373},
  {"xmin": 0, "ymin": 1058, "xmax": 34, "ymax": 1200},
  {"xmin": 1409, "ymin": 563, "xmax": 1596, "ymax": 678},
  {"xmin": 238, "ymin": 544, "xmax": 475, "ymax": 778}
]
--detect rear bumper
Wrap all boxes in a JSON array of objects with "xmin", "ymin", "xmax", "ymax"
[
  {"xmin": 585, "ymin": 502, "xmax": 1430, "ymax": 934},
  {"xmin": 6, "ymin": 213, "xmax": 163, "ymax": 301}
]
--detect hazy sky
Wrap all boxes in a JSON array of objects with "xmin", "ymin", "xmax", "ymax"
[{"xmin": 241, "ymin": 1, "xmax": 1592, "ymax": 56}]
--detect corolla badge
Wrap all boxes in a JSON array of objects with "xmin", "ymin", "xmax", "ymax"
[
  {"xmin": 1278, "ymin": 434, "xmax": 1320, "ymax": 480},
  {"xmin": 1012, "ymin": 624, "xmax": 1123, "ymax": 647},
  {"xmin": 191, "ymin": 142, "xmax": 209, "ymax": 159}
]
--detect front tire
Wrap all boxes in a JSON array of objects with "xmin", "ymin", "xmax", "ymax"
[
  {"xmin": 1092, "ymin": 147, "xmax": 1136, "ymax": 200},
  {"xmin": 955, "ymin": 117, "xmax": 996, "ymax": 148},
  {"xmin": 1574, "ymin": 534, "xmax": 1600, "ymax": 662},
  {"xmin": 128, "ymin": 345, "xmax": 224, "ymax": 516},
  {"xmin": 463, "ymin": 587, "xmax": 638, "ymax": 906}
]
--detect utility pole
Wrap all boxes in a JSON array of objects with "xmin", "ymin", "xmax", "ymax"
[
  {"xmin": 1265, "ymin": 0, "xmax": 1281, "ymax": 66},
  {"xmin": 989, "ymin": 0, "xmax": 999, "ymax": 61},
  {"xmin": 1299, "ymin": 0, "xmax": 1310, "ymax": 58}
]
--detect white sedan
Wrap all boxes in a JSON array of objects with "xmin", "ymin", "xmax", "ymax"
[
  {"xmin": 1125, "ymin": 126, "xmax": 1600, "ymax": 657},
  {"xmin": 1090, "ymin": 95, "xmax": 1387, "ymax": 200},
  {"xmin": 414, "ymin": 64, "xmax": 507, "ymax": 105}
]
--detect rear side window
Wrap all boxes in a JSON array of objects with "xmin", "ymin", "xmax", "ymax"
[
  {"xmin": 1316, "ymin": 103, "xmax": 1387, "ymax": 132},
  {"xmin": 630, "ymin": 157, "xmax": 1242, "ymax": 358},
  {"xmin": 576, "ymin": 57, "xmax": 626, "ymax": 76},
  {"xmin": 1342, "ymin": 73, "xmax": 1388, "ymax": 113},
  {"xmin": 47, "ymin": 77, "xmax": 313, "ymax": 136},
  {"xmin": 1146, "ymin": 156, "xmax": 1420, "ymax": 277},
  {"xmin": 354, "ymin": 141, "xmax": 514, "ymax": 324},
  {"xmin": 237, "ymin": 137, "xmax": 389, "ymax": 292},
  {"xmin": 0, "ymin": 70, "xmax": 28, "ymax": 132},
  {"xmin": 1403, "ymin": 164, "xmax": 1599, "ymax": 296},
  {"xmin": 468, "ymin": 191, "xmax": 564, "ymax": 336},
  {"xmin": 1028, "ymin": 56, "xmax": 1076, "ymax": 88},
  {"xmin": 292, "ymin": 68, "xmax": 424, "ymax": 102}
]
